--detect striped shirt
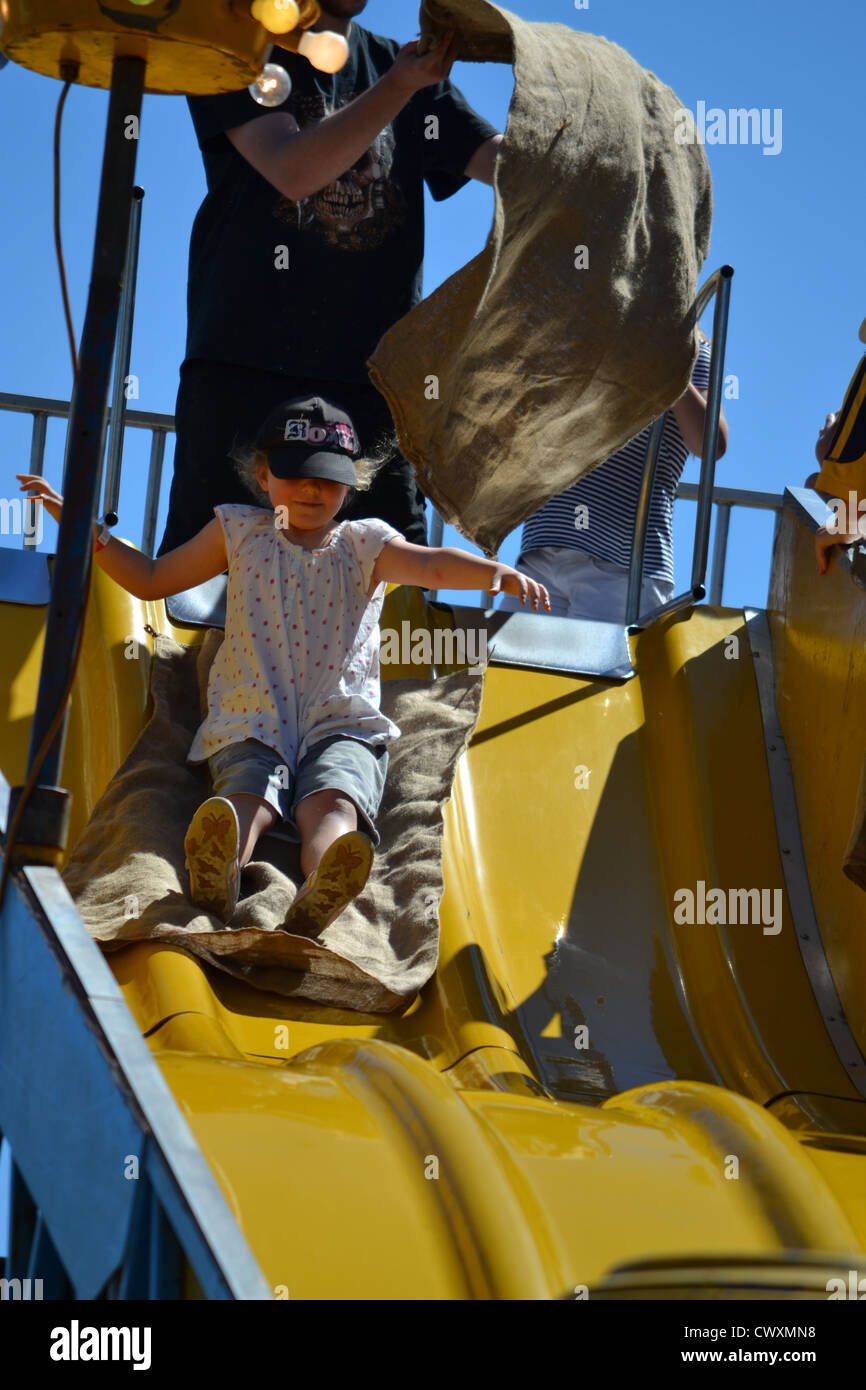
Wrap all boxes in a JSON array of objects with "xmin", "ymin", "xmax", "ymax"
[{"xmin": 519, "ymin": 338, "xmax": 712, "ymax": 584}]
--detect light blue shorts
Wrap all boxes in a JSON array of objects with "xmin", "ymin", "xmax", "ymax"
[
  {"xmin": 205, "ymin": 735, "xmax": 389, "ymax": 846},
  {"xmin": 498, "ymin": 546, "xmax": 675, "ymax": 623}
]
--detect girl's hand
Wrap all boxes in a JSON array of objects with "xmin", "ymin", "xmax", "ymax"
[
  {"xmin": 16, "ymin": 473, "xmax": 64, "ymax": 525},
  {"xmin": 488, "ymin": 565, "xmax": 551, "ymax": 611}
]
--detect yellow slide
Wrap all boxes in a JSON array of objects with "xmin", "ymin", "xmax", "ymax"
[{"xmin": 2, "ymin": 488, "xmax": 865, "ymax": 1299}]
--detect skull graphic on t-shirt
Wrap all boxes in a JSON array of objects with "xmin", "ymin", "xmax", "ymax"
[{"xmin": 276, "ymin": 93, "xmax": 407, "ymax": 251}]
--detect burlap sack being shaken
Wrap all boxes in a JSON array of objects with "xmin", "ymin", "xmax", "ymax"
[{"xmin": 367, "ymin": 0, "xmax": 713, "ymax": 557}]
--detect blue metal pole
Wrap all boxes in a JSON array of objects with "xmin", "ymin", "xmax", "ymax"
[
  {"xmin": 101, "ymin": 185, "xmax": 145, "ymax": 527},
  {"xmin": 25, "ymin": 56, "xmax": 145, "ymax": 795},
  {"xmin": 625, "ymin": 415, "xmax": 666, "ymax": 627}
]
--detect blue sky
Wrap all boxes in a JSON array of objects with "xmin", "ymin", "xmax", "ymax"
[{"xmin": 1, "ymin": 0, "xmax": 864, "ymax": 610}]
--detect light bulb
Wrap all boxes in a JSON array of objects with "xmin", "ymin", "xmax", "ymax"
[
  {"xmin": 251, "ymin": 0, "xmax": 301, "ymax": 34},
  {"xmin": 297, "ymin": 30, "xmax": 349, "ymax": 74},
  {"xmin": 249, "ymin": 64, "xmax": 292, "ymax": 106}
]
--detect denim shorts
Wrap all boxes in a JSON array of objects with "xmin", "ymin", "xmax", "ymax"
[{"xmin": 206, "ymin": 735, "xmax": 389, "ymax": 846}]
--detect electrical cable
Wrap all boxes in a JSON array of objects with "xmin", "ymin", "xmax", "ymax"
[
  {"xmin": 54, "ymin": 73, "xmax": 79, "ymax": 380},
  {"xmin": 0, "ymin": 65, "xmax": 95, "ymax": 910}
]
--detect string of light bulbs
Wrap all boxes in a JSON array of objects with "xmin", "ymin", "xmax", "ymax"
[{"xmin": 249, "ymin": 0, "xmax": 349, "ymax": 106}]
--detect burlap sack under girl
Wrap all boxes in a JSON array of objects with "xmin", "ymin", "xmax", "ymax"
[{"xmin": 62, "ymin": 631, "xmax": 483, "ymax": 1012}]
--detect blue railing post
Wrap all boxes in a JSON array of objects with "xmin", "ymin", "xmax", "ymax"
[{"xmin": 23, "ymin": 411, "xmax": 48, "ymax": 552}]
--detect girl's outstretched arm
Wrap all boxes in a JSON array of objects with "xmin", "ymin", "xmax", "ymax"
[
  {"xmin": 143, "ymin": 519, "xmax": 228, "ymax": 599},
  {"xmin": 15, "ymin": 474, "xmax": 227, "ymax": 599},
  {"xmin": 371, "ymin": 537, "xmax": 551, "ymax": 610}
]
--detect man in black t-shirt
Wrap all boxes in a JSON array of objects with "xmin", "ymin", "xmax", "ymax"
[{"xmin": 157, "ymin": 0, "xmax": 501, "ymax": 556}]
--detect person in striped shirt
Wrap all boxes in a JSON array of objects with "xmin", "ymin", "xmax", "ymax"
[{"xmin": 499, "ymin": 333, "xmax": 729, "ymax": 623}]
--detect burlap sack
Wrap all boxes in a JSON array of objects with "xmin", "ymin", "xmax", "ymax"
[
  {"xmin": 368, "ymin": 0, "xmax": 713, "ymax": 556},
  {"xmin": 62, "ymin": 631, "xmax": 483, "ymax": 1012}
]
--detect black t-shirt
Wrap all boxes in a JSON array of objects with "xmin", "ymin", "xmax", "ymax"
[{"xmin": 185, "ymin": 23, "xmax": 498, "ymax": 382}]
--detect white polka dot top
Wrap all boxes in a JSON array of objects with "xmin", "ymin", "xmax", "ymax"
[{"xmin": 187, "ymin": 504, "xmax": 402, "ymax": 768}]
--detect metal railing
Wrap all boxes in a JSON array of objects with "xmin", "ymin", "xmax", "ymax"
[
  {"xmin": 1, "ymin": 385, "xmax": 783, "ymax": 611},
  {"xmin": 678, "ymin": 480, "xmax": 783, "ymax": 606},
  {"xmin": 626, "ymin": 265, "xmax": 734, "ymax": 628},
  {"xmin": 0, "ymin": 391, "xmax": 173, "ymax": 559},
  {"xmin": 1, "ymin": 255, "xmax": 782, "ymax": 615}
]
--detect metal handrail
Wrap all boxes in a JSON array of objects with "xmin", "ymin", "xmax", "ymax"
[
  {"xmin": 101, "ymin": 186, "xmax": 145, "ymax": 527},
  {"xmin": 1, "ymin": 388, "xmax": 783, "ymax": 611},
  {"xmin": 626, "ymin": 264, "xmax": 734, "ymax": 629},
  {"xmin": 0, "ymin": 390, "xmax": 174, "ymax": 556}
]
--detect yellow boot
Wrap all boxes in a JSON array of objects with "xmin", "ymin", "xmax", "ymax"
[
  {"xmin": 184, "ymin": 796, "xmax": 241, "ymax": 924},
  {"xmin": 282, "ymin": 831, "xmax": 373, "ymax": 936}
]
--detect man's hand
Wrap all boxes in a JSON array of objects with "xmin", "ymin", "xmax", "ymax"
[
  {"xmin": 227, "ymin": 29, "xmax": 461, "ymax": 203},
  {"xmin": 384, "ymin": 30, "xmax": 459, "ymax": 96}
]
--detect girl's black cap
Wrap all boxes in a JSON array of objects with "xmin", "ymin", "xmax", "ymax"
[{"xmin": 256, "ymin": 395, "xmax": 360, "ymax": 484}]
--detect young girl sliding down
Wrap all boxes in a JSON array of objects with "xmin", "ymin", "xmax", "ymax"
[{"xmin": 17, "ymin": 394, "xmax": 549, "ymax": 934}]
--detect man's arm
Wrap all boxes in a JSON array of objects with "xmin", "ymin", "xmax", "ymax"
[
  {"xmin": 464, "ymin": 133, "xmax": 503, "ymax": 185},
  {"xmin": 226, "ymin": 32, "xmax": 459, "ymax": 201},
  {"xmin": 672, "ymin": 385, "xmax": 729, "ymax": 458}
]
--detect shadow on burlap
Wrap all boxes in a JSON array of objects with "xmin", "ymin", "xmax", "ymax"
[
  {"xmin": 62, "ymin": 630, "xmax": 483, "ymax": 1012},
  {"xmin": 369, "ymin": 0, "xmax": 713, "ymax": 556}
]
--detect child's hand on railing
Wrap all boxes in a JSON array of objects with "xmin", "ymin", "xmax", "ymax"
[
  {"xmin": 16, "ymin": 473, "xmax": 64, "ymax": 526},
  {"xmin": 487, "ymin": 564, "xmax": 551, "ymax": 611}
]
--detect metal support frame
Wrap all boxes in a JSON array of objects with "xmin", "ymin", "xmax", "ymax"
[
  {"xmin": 29, "ymin": 55, "xmax": 145, "ymax": 790},
  {"xmin": 1, "ymin": 392, "xmax": 173, "ymax": 558},
  {"xmin": 624, "ymin": 414, "xmax": 667, "ymax": 624},
  {"xmin": 0, "ymin": 767, "xmax": 272, "ymax": 1299},
  {"xmin": 142, "ymin": 427, "xmax": 168, "ymax": 559},
  {"xmin": 22, "ymin": 412, "xmax": 48, "ymax": 552},
  {"xmin": 626, "ymin": 265, "xmax": 734, "ymax": 630},
  {"xmin": 101, "ymin": 185, "xmax": 145, "ymax": 528}
]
